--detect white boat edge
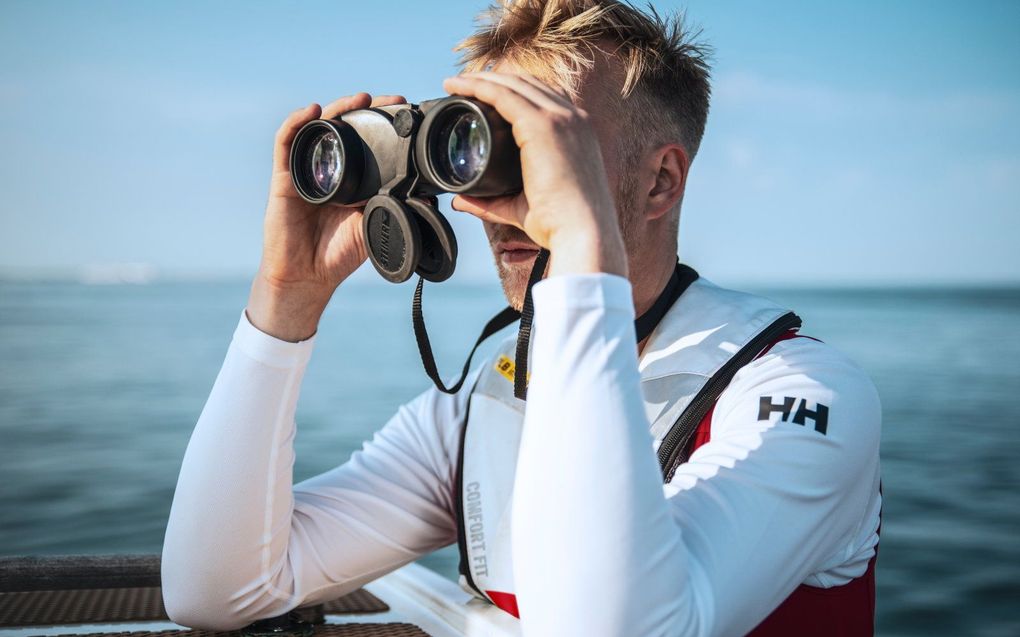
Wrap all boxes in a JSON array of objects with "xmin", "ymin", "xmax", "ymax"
[
  {"xmin": 365, "ymin": 562, "xmax": 521, "ymax": 637},
  {"xmin": 0, "ymin": 563, "xmax": 520, "ymax": 637}
]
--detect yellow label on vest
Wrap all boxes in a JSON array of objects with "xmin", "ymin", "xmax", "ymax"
[{"xmin": 495, "ymin": 354, "xmax": 530, "ymax": 385}]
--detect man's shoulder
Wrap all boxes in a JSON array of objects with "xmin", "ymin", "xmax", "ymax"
[
  {"xmin": 716, "ymin": 330, "xmax": 882, "ymax": 452},
  {"xmin": 671, "ymin": 275, "xmax": 881, "ymax": 443},
  {"xmin": 750, "ymin": 333, "xmax": 879, "ymax": 398}
]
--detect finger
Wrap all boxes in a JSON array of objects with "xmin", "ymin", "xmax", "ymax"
[
  {"xmin": 451, "ymin": 194, "xmax": 525, "ymax": 229},
  {"xmin": 472, "ymin": 71, "xmax": 574, "ymax": 107},
  {"xmin": 273, "ymin": 103, "xmax": 323, "ymax": 173},
  {"xmin": 321, "ymin": 92, "xmax": 373, "ymax": 119},
  {"xmin": 370, "ymin": 94, "xmax": 407, "ymax": 107},
  {"xmin": 463, "ymin": 71, "xmax": 573, "ymax": 112},
  {"xmin": 514, "ymin": 72, "xmax": 574, "ymax": 104},
  {"xmin": 444, "ymin": 75, "xmax": 545, "ymax": 133}
]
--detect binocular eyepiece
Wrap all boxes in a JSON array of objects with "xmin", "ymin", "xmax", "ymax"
[{"xmin": 290, "ymin": 97, "xmax": 522, "ymax": 283}]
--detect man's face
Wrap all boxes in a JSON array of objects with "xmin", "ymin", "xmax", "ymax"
[{"xmin": 473, "ymin": 59, "xmax": 640, "ymax": 310}]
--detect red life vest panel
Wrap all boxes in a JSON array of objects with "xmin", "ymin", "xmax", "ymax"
[
  {"xmin": 692, "ymin": 332, "xmax": 879, "ymax": 637},
  {"xmin": 689, "ymin": 401, "xmax": 878, "ymax": 636}
]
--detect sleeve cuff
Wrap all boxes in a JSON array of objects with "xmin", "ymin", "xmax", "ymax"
[
  {"xmin": 232, "ymin": 310, "xmax": 317, "ymax": 369},
  {"xmin": 531, "ymin": 272, "xmax": 634, "ymax": 317}
]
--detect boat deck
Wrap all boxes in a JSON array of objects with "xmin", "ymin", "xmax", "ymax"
[{"xmin": 0, "ymin": 556, "xmax": 520, "ymax": 637}]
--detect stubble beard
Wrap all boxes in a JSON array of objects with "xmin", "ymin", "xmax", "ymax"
[
  {"xmin": 486, "ymin": 225, "xmax": 539, "ymax": 311},
  {"xmin": 487, "ymin": 172, "xmax": 640, "ymax": 311}
]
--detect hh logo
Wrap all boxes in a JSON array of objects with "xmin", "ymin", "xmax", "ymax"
[{"xmin": 758, "ymin": 396, "xmax": 829, "ymax": 435}]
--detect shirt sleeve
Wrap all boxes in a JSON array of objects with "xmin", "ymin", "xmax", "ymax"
[
  {"xmin": 512, "ymin": 274, "xmax": 881, "ymax": 637},
  {"xmin": 161, "ymin": 312, "xmax": 465, "ymax": 630}
]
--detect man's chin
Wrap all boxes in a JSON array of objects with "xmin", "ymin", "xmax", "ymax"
[{"xmin": 495, "ymin": 257, "xmax": 538, "ymax": 311}]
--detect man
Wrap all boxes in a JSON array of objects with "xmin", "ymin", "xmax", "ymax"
[{"xmin": 162, "ymin": 1, "xmax": 882, "ymax": 635}]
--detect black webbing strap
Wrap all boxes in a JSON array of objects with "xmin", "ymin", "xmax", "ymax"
[
  {"xmin": 412, "ymin": 276, "xmax": 521, "ymax": 394},
  {"xmin": 512, "ymin": 248, "xmax": 551, "ymax": 400},
  {"xmin": 413, "ymin": 254, "xmax": 697, "ymax": 400}
]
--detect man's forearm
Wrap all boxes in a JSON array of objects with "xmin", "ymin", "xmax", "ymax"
[
  {"xmin": 161, "ymin": 315, "xmax": 314, "ymax": 628},
  {"xmin": 511, "ymin": 274, "xmax": 693, "ymax": 636},
  {"xmin": 162, "ymin": 313, "xmax": 467, "ymax": 630}
]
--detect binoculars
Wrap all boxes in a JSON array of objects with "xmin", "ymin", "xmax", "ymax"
[{"xmin": 290, "ymin": 97, "xmax": 522, "ymax": 283}]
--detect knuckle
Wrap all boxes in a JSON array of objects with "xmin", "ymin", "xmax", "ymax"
[
  {"xmin": 277, "ymin": 106, "xmax": 309, "ymax": 137},
  {"xmin": 546, "ymin": 111, "xmax": 575, "ymax": 132}
]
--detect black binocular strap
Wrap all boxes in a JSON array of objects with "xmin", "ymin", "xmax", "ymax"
[
  {"xmin": 413, "ymin": 251, "xmax": 697, "ymax": 400},
  {"xmin": 412, "ymin": 277, "xmax": 522, "ymax": 395},
  {"xmin": 512, "ymin": 248, "xmax": 551, "ymax": 400}
]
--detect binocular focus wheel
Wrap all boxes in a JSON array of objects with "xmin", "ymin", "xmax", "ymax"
[
  {"xmin": 407, "ymin": 198, "xmax": 458, "ymax": 283},
  {"xmin": 363, "ymin": 196, "xmax": 421, "ymax": 283}
]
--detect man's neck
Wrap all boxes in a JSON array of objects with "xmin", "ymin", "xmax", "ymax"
[{"xmin": 633, "ymin": 255, "xmax": 679, "ymax": 356}]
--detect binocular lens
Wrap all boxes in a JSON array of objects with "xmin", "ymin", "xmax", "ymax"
[
  {"xmin": 307, "ymin": 130, "xmax": 343, "ymax": 197},
  {"xmin": 440, "ymin": 111, "xmax": 489, "ymax": 185}
]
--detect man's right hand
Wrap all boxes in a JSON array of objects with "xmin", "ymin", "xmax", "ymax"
[{"xmin": 247, "ymin": 93, "xmax": 407, "ymax": 342}]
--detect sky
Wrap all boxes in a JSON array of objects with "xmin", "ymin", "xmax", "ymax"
[{"xmin": 0, "ymin": 0, "xmax": 1017, "ymax": 286}]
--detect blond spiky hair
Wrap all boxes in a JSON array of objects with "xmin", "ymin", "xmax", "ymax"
[{"xmin": 456, "ymin": 0, "xmax": 712, "ymax": 159}]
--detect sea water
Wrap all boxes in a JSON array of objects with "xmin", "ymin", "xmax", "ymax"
[{"xmin": 1, "ymin": 280, "xmax": 1018, "ymax": 636}]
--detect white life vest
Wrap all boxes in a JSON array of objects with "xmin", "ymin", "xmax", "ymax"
[{"xmin": 454, "ymin": 276, "xmax": 798, "ymax": 606}]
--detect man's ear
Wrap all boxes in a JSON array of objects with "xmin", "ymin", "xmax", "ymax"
[{"xmin": 643, "ymin": 144, "xmax": 689, "ymax": 220}]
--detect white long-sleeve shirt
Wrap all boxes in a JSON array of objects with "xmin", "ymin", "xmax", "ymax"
[{"xmin": 162, "ymin": 274, "xmax": 881, "ymax": 636}]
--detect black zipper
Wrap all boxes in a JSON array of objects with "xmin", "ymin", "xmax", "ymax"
[{"xmin": 656, "ymin": 311, "xmax": 802, "ymax": 483}]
